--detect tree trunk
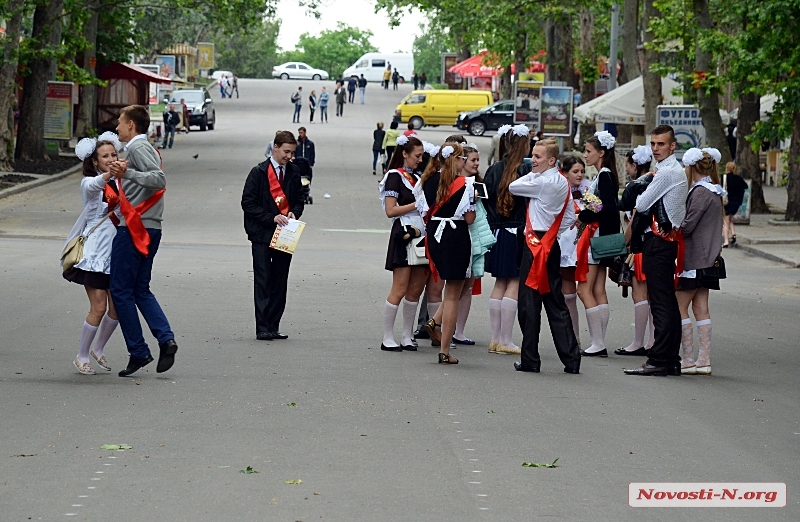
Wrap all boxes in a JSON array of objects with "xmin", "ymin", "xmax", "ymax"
[
  {"xmin": 454, "ymin": 35, "xmax": 471, "ymax": 89},
  {"xmin": 15, "ymin": 0, "xmax": 65, "ymax": 161},
  {"xmin": 500, "ymin": 67, "xmax": 512, "ymax": 100},
  {"xmin": 545, "ymin": 16, "xmax": 574, "ymax": 84},
  {"xmin": 785, "ymin": 111, "xmax": 800, "ymax": 221},
  {"xmin": 578, "ymin": 9, "xmax": 596, "ymax": 149},
  {"xmin": 619, "ymin": 0, "xmax": 640, "ymax": 84},
  {"xmin": 735, "ymin": 91, "xmax": 768, "ymax": 213},
  {"xmin": 0, "ymin": 0, "xmax": 25, "ymax": 171},
  {"xmin": 642, "ymin": 0, "xmax": 662, "ymax": 132},
  {"xmin": 694, "ymin": 0, "xmax": 730, "ymax": 166},
  {"xmin": 75, "ymin": 5, "xmax": 99, "ymax": 138}
]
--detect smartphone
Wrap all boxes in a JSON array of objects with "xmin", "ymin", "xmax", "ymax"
[{"xmin": 473, "ymin": 182, "xmax": 488, "ymax": 199}]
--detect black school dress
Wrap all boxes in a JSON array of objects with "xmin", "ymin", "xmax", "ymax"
[
  {"xmin": 422, "ymin": 172, "xmax": 472, "ymax": 280},
  {"xmin": 383, "ymin": 170, "xmax": 420, "ymax": 271}
]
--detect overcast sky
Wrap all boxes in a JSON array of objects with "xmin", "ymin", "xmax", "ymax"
[{"xmin": 275, "ymin": 0, "xmax": 426, "ymax": 54}]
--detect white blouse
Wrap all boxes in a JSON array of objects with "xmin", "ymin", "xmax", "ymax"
[{"xmin": 73, "ymin": 174, "xmax": 118, "ymax": 274}]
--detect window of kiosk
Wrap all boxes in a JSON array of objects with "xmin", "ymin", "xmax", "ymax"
[
  {"xmin": 405, "ymin": 94, "xmax": 426, "ymax": 105},
  {"xmin": 372, "ymin": 59, "xmax": 386, "ymax": 68}
]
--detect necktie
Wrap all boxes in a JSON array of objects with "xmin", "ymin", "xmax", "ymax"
[{"xmin": 279, "ymin": 166, "xmax": 284, "ymax": 182}]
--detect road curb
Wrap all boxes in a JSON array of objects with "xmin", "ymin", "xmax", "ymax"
[
  {"xmin": 0, "ymin": 163, "xmax": 82, "ymax": 201},
  {"xmin": 733, "ymin": 243, "xmax": 800, "ymax": 268}
]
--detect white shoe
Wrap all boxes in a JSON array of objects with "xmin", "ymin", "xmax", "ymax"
[
  {"xmin": 695, "ymin": 365, "xmax": 711, "ymax": 375},
  {"xmin": 73, "ymin": 357, "xmax": 96, "ymax": 375},
  {"xmin": 496, "ymin": 344, "xmax": 521, "ymax": 355},
  {"xmin": 681, "ymin": 365, "xmax": 697, "ymax": 375},
  {"xmin": 90, "ymin": 350, "xmax": 111, "ymax": 371}
]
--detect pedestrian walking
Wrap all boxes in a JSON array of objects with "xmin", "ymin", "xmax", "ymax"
[
  {"xmin": 219, "ymin": 75, "xmax": 226, "ymax": 98},
  {"xmin": 308, "ymin": 90, "xmax": 317, "ymax": 123},
  {"xmin": 378, "ymin": 135, "xmax": 427, "ymax": 352},
  {"xmin": 358, "ymin": 74, "xmax": 367, "ymax": 104},
  {"xmin": 383, "ymin": 67, "xmax": 391, "ymax": 89},
  {"xmin": 161, "ymin": 105, "xmax": 179, "ymax": 149},
  {"xmin": 372, "ymin": 122, "xmax": 385, "ymax": 175},
  {"xmin": 420, "ymin": 72, "xmax": 427, "ymax": 89},
  {"xmin": 179, "ymin": 98, "xmax": 190, "ymax": 133},
  {"xmin": 676, "ymin": 148, "xmax": 725, "ymax": 375},
  {"xmin": 292, "ymin": 86, "xmax": 303, "ymax": 123},
  {"xmin": 241, "ymin": 131, "xmax": 305, "ymax": 341},
  {"xmin": 335, "ymin": 82, "xmax": 346, "ymax": 117},
  {"xmin": 509, "ymin": 138, "xmax": 581, "ymax": 374},
  {"xmin": 413, "ymin": 71, "xmax": 419, "ymax": 90},
  {"xmin": 295, "ymin": 127, "xmax": 315, "ymax": 179},
  {"xmin": 110, "ymin": 105, "xmax": 178, "ymax": 377},
  {"xmin": 318, "ymin": 86, "xmax": 329, "ymax": 123},
  {"xmin": 624, "ymin": 124, "xmax": 688, "ymax": 376},
  {"xmin": 575, "ymin": 131, "xmax": 621, "ymax": 358},
  {"xmin": 62, "ymin": 132, "xmax": 123, "ymax": 375},
  {"xmin": 403, "ymin": 122, "xmax": 417, "ymax": 137},
  {"xmin": 232, "ymin": 74, "xmax": 239, "ymax": 98},
  {"xmin": 722, "ymin": 161, "xmax": 747, "ymax": 247},
  {"xmin": 392, "ymin": 68, "xmax": 399, "ymax": 90},
  {"xmin": 347, "ymin": 75, "xmax": 357, "ymax": 103},
  {"xmin": 382, "ymin": 121, "xmax": 400, "ymax": 172}
]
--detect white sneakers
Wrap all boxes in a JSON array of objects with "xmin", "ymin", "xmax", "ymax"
[{"xmin": 73, "ymin": 357, "xmax": 96, "ymax": 375}]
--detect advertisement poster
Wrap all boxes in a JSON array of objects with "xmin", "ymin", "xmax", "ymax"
[
  {"xmin": 657, "ymin": 105, "xmax": 705, "ymax": 160},
  {"xmin": 442, "ymin": 53, "xmax": 459, "ymax": 89},
  {"xmin": 518, "ymin": 72, "xmax": 545, "ymax": 83},
  {"xmin": 197, "ymin": 42, "xmax": 215, "ymax": 70},
  {"xmin": 154, "ymin": 55, "xmax": 176, "ymax": 79},
  {"xmin": 540, "ymin": 86, "xmax": 574, "ymax": 136},
  {"xmin": 44, "ymin": 82, "xmax": 73, "ymax": 140},
  {"xmin": 514, "ymin": 81, "xmax": 542, "ymax": 129}
]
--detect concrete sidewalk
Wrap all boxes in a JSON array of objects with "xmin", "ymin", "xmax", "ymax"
[{"xmin": 732, "ymin": 186, "xmax": 800, "ymax": 267}]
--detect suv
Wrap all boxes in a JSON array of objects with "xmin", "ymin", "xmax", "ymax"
[
  {"xmin": 169, "ymin": 88, "xmax": 216, "ymax": 131},
  {"xmin": 456, "ymin": 100, "xmax": 514, "ymax": 136}
]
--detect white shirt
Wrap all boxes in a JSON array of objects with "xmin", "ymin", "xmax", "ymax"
[
  {"xmin": 123, "ymin": 134, "xmax": 147, "ymax": 152},
  {"xmin": 269, "ymin": 157, "xmax": 286, "ymax": 180},
  {"xmin": 634, "ymin": 154, "xmax": 688, "ymax": 228},
  {"xmin": 509, "ymin": 167, "xmax": 575, "ymax": 236}
]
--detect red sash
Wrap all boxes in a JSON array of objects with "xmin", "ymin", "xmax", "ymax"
[
  {"xmin": 575, "ymin": 221, "xmax": 600, "ymax": 283},
  {"xmin": 633, "ymin": 253, "xmax": 646, "ymax": 281},
  {"xmin": 649, "ymin": 217, "xmax": 685, "ymax": 287},
  {"xmin": 103, "ymin": 184, "xmax": 120, "ymax": 226},
  {"xmin": 396, "ymin": 168, "xmax": 416, "ymax": 187},
  {"xmin": 117, "ymin": 180, "xmax": 165, "ymax": 256},
  {"xmin": 524, "ymin": 193, "xmax": 570, "ymax": 294},
  {"xmin": 267, "ymin": 163, "xmax": 290, "ymax": 216},
  {"xmin": 424, "ymin": 176, "xmax": 467, "ymax": 282}
]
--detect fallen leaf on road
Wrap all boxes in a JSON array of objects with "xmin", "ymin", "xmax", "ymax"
[
  {"xmin": 522, "ymin": 458, "xmax": 559, "ymax": 468},
  {"xmin": 284, "ymin": 479, "xmax": 302, "ymax": 484},
  {"xmin": 241, "ymin": 466, "xmax": 259, "ymax": 474}
]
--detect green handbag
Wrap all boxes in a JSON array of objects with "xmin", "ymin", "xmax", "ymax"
[{"xmin": 590, "ymin": 233, "xmax": 627, "ymax": 260}]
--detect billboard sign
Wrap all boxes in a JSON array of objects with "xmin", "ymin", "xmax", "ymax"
[
  {"xmin": 154, "ymin": 55, "xmax": 176, "ymax": 79},
  {"xmin": 44, "ymin": 81, "xmax": 73, "ymax": 140},
  {"xmin": 657, "ymin": 105, "xmax": 705, "ymax": 160},
  {"xmin": 540, "ymin": 86, "xmax": 574, "ymax": 137},
  {"xmin": 197, "ymin": 42, "xmax": 215, "ymax": 70},
  {"xmin": 442, "ymin": 53, "xmax": 458, "ymax": 88},
  {"xmin": 513, "ymin": 81, "xmax": 542, "ymax": 130}
]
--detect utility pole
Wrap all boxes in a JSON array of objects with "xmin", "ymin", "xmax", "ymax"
[{"xmin": 609, "ymin": 3, "xmax": 620, "ymax": 92}]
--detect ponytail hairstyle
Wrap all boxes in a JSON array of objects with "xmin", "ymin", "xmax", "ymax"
[
  {"xmin": 497, "ymin": 130, "xmax": 530, "ymax": 217},
  {"xmin": 434, "ymin": 142, "xmax": 465, "ymax": 205},
  {"xmin": 386, "ymin": 135, "xmax": 423, "ymax": 171},
  {"xmin": 625, "ymin": 150, "xmax": 650, "ymax": 179},
  {"xmin": 585, "ymin": 133, "xmax": 619, "ymax": 191},
  {"xmin": 689, "ymin": 152, "xmax": 720, "ymax": 184}
]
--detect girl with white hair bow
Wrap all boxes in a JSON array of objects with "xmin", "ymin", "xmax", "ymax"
[{"xmin": 62, "ymin": 132, "xmax": 124, "ymax": 375}]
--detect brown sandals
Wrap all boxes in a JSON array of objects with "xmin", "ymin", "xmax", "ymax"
[
  {"xmin": 438, "ymin": 352, "xmax": 458, "ymax": 364},
  {"xmin": 424, "ymin": 319, "xmax": 442, "ymax": 347}
]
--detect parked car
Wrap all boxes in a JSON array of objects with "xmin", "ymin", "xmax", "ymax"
[
  {"xmin": 456, "ymin": 100, "xmax": 514, "ymax": 136},
  {"xmin": 342, "ymin": 53, "xmax": 414, "ymax": 83},
  {"xmin": 169, "ymin": 88, "xmax": 216, "ymax": 131},
  {"xmin": 272, "ymin": 62, "xmax": 329, "ymax": 81},
  {"xmin": 393, "ymin": 90, "xmax": 494, "ymax": 129}
]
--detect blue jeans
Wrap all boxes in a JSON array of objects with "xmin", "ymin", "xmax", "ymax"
[
  {"xmin": 372, "ymin": 149, "xmax": 380, "ymax": 170},
  {"xmin": 162, "ymin": 124, "xmax": 175, "ymax": 149},
  {"xmin": 293, "ymin": 104, "xmax": 301, "ymax": 122},
  {"xmin": 110, "ymin": 227, "xmax": 174, "ymax": 359},
  {"xmin": 319, "ymin": 105, "xmax": 327, "ymax": 122},
  {"xmin": 359, "ymin": 87, "xmax": 366, "ymax": 104}
]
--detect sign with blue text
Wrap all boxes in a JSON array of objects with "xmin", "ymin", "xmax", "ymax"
[{"xmin": 657, "ymin": 105, "xmax": 706, "ymax": 160}]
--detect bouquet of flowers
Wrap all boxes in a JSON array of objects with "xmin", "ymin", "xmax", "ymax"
[{"xmin": 574, "ymin": 192, "xmax": 603, "ymax": 244}]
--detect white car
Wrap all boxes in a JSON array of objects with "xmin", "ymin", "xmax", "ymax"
[
  {"xmin": 211, "ymin": 70, "xmax": 233, "ymax": 81},
  {"xmin": 272, "ymin": 62, "xmax": 329, "ymax": 81}
]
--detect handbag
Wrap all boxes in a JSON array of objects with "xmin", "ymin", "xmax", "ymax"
[
  {"xmin": 61, "ymin": 212, "xmax": 113, "ymax": 272},
  {"xmin": 700, "ymin": 255, "xmax": 726, "ymax": 280},
  {"xmin": 406, "ymin": 237, "xmax": 428, "ymax": 266},
  {"xmin": 590, "ymin": 232, "xmax": 627, "ymax": 260}
]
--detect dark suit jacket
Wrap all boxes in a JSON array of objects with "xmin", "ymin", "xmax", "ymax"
[{"xmin": 242, "ymin": 160, "xmax": 305, "ymax": 243}]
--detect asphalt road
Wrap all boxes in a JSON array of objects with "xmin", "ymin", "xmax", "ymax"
[{"xmin": 1, "ymin": 79, "xmax": 798, "ymax": 521}]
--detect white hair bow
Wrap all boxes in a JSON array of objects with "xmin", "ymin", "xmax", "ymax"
[
  {"xmin": 76, "ymin": 132, "xmax": 124, "ymax": 161},
  {"xmin": 682, "ymin": 148, "xmax": 704, "ymax": 166},
  {"xmin": 441, "ymin": 145, "xmax": 454, "ymax": 159},
  {"xmin": 702, "ymin": 147, "xmax": 721, "ymax": 163},
  {"xmin": 512, "ymin": 124, "xmax": 529, "ymax": 137},
  {"xmin": 396, "ymin": 135, "xmax": 409, "ymax": 146},
  {"xmin": 631, "ymin": 145, "xmax": 652, "ymax": 166},
  {"xmin": 594, "ymin": 130, "xmax": 616, "ymax": 149},
  {"xmin": 97, "ymin": 131, "xmax": 123, "ymax": 152},
  {"xmin": 497, "ymin": 124, "xmax": 512, "ymax": 137}
]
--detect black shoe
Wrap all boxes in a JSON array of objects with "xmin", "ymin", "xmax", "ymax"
[
  {"xmin": 414, "ymin": 327, "xmax": 430, "ymax": 340},
  {"xmin": 402, "ymin": 344, "xmax": 417, "ymax": 351},
  {"xmin": 564, "ymin": 366, "xmax": 580, "ymax": 374},
  {"xmin": 119, "ymin": 355, "xmax": 154, "ymax": 377},
  {"xmin": 623, "ymin": 363, "xmax": 667, "ymax": 376},
  {"xmin": 381, "ymin": 344, "xmax": 403, "ymax": 352},
  {"xmin": 580, "ymin": 348, "xmax": 608, "ymax": 357},
  {"xmin": 666, "ymin": 364, "xmax": 682, "ymax": 376},
  {"xmin": 270, "ymin": 332, "xmax": 288, "ymax": 340},
  {"xmin": 256, "ymin": 332, "xmax": 274, "ymax": 340},
  {"xmin": 156, "ymin": 339, "xmax": 178, "ymax": 373},
  {"xmin": 514, "ymin": 361, "xmax": 540, "ymax": 373},
  {"xmin": 613, "ymin": 347, "xmax": 648, "ymax": 356}
]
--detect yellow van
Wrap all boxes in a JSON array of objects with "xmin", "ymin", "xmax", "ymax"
[{"xmin": 394, "ymin": 90, "xmax": 493, "ymax": 129}]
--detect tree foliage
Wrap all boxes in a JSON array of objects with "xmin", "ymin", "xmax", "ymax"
[
  {"xmin": 412, "ymin": 21, "xmax": 453, "ymax": 81},
  {"xmin": 281, "ymin": 23, "xmax": 378, "ymax": 77},
  {"xmin": 213, "ymin": 20, "xmax": 281, "ymax": 78}
]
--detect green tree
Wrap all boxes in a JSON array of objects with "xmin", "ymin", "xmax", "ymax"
[
  {"xmin": 287, "ymin": 23, "xmax": 378, "ymax": 78},
  {"xmin": 412, "ymin": 21, "xmax": 453, "ymax": 83},
  {"xmin": 213, "ymin": 20, "xmax": 281, "ymax": 78}
]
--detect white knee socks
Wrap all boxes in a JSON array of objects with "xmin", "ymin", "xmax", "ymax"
[
  {"xmin": 680, "ymin": 318, "xmax": 694, "ymax": 366},
  {"xmin": 598, "ymin": 303, "xmax": 610, "ymax": 342},
  {"xmin": 454, "ymin": 292, "xmax": 471, "ymax": 340},
  {"xmin": 427, "ymin": 301, "xmax": 441, "ymax": 323},
  {"xmin": 78, "ymin": 322, "xmax": 98, "ymax": 363},
  {"xmin": 623, "ymin": 301, "xmax": 649, "ymax": 352},
  {"xmin": 401, "ymin": 299, "xmax": 418, "ymax": 346},
  {"xmin": 500, "ymin": 297, "xmax": 518, "ymax": 349},
  {"xmin": 93, "ymin": 313, "xmax": 118, "ymax": 357},
  {"xmin": 383, "ymin": 301, "xmax": 399, "ymax": 347},
  {"xmin": 489, "ymin": 298, "xmax": 502, "ymax": 344},
  {"xmin": 564, "ymin": 293, "xmax": 580, "ymax": 345},
  {"xmin": 583, "ymin": 306, "xmax": 605, "ymax": 353},
  {"xmin": 695, "ymin": 319, "xmax": 712, "ymax": 368}
]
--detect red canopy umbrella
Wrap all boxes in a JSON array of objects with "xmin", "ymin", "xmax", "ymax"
[{"xmin": 449, "ymin": 52, "xmax": 546, "ymax": 78}]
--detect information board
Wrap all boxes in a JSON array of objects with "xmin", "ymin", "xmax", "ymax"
[{"xmin": 44, "ymin": 82, "xmax": 73, "ymax": 140}]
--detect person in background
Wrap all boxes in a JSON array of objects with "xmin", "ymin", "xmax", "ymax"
[
  {"xmin": 403, "ymin": 122, "xmax": 417, "ymax": 137},
  {"xmin": 335, "ymin": 82, "xmax": 346, "ymax": 117},
  {"xmin": 161, "ymin": 105, "xmax": 179, "ymax": 149},
  {"xmin": 347, "ymin": 75, "xmax": 357, "ymax": 104},
  {"xmin": 420, "ymin": 72, "xmax": 427, "ymax": 89},
  {"xmin": 392, "ymin": 68, "xmax": 399, "ymax": 90},
  {"xmin": 232, "ymin": 74, "xmax": 239, "ymax": 98},
  {"xmin": 372, "ymin": 122, "xmax": 386, "ymax": 176},
  {"xmin": 219, "ymin": 75, "xmax": 227, "ymax": 98},
  {"xmin": 318, "ymin": 86, "xmax": 329, "ymax": 123},
  {"xmin": 382, "ymin": 121, "xmax": 400, "ymax": 173},
  {"xmin": 179, "ymin": 98, "xmax": 190, "ymax": 133},
  {"xmin": 413, "ymin": 71, "xmax": 419, "ymax": 90},
  {"xmin": 383, "ymin": 67, "xmax": 391, "ymax": 89},
  {"xmin": 295, "ymin": 127, "xmax": 315, "ymax": 180},
  {"xmin": 358, "ymin": 74, "xmax": 368, "ymax": 104},
  {"xmin": 292, "ymin": 86, "xmax": 303, "ymax": 123},
  {"xmin": 308, "ymin": 90, "xmax": 317, "ymax": 124},
  {"xmin": 488, "ymin": 132, "xmax": 501, "ymax": 166},
  {"xmin": 722, "ymin": 161, "xmax": 747, "ymax": 247}
]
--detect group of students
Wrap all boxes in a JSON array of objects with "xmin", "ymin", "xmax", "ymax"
[{"xmin": 378, "ymin": 123, "xmax": 728, "ymax": 376}]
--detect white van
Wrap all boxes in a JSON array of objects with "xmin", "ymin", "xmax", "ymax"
[{"xmin": 342, "ymin": 53, "xmax": 415, "ymax": 83}]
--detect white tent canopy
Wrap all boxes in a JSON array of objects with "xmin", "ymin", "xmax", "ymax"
[{"xmin": 575, "ymin": 77, "xmax": 730, "ymax": 126}]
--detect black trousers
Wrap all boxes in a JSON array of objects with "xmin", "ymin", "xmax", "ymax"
[
  {"xmin": 251, "ymin": 242, "xmax": 293, "ymax": 334},
  {"xmin": 518, "ymin": 239, "xmax": 581, "ymax": 370},
  {"xmin": 642, "ymin": 235, "xmax": 681, "ymax": 367},
  {"xmin": 336, "ymin": 102, "xmax": 344, "ymax": 116}
]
